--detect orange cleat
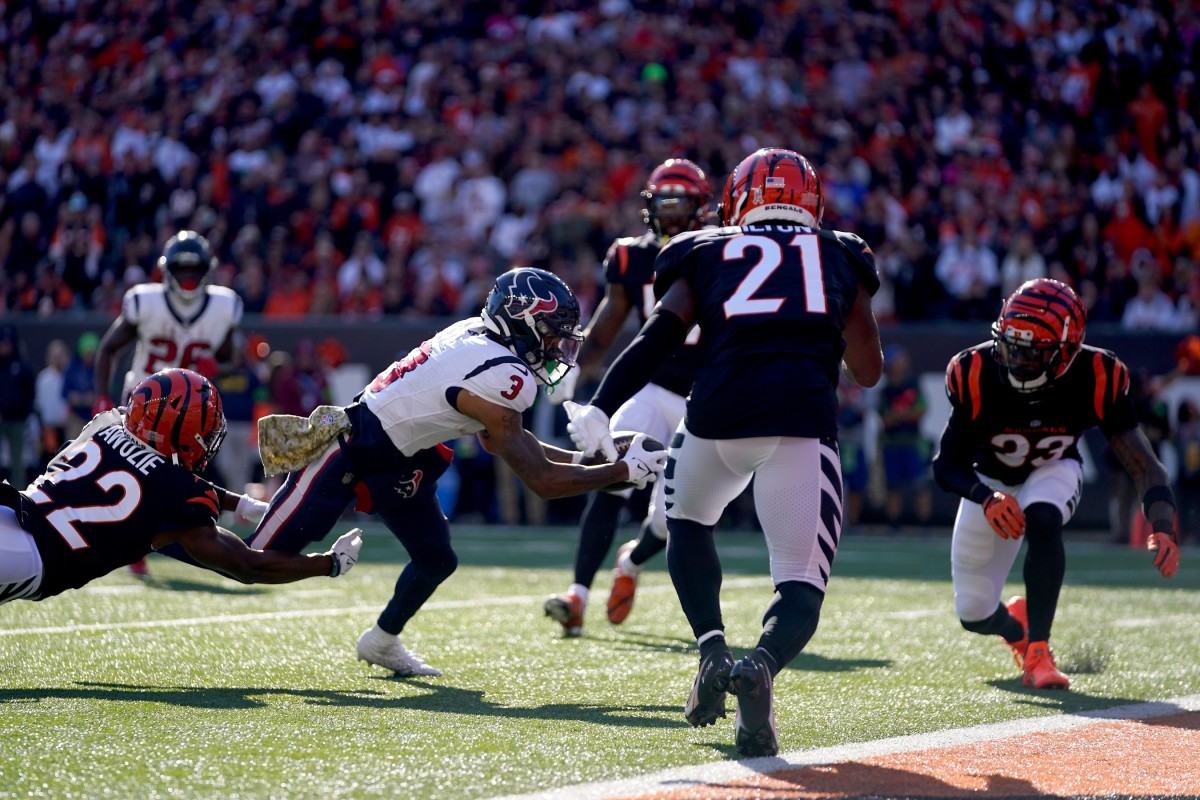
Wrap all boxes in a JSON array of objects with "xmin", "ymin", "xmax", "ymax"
[
  {"xmin": 607, "ymin": 540, "xmax": 639, "ymax": 625},
  {"xmin": 128, "ymin": 558, "xmax": 149, "ymax": 578},
  {"xmin": 1023, "ymin": 641, "xmax": 1070, "ymax": 689},
  {"xmin": 544, "ymin": 591, "xmax": 584, "ymax": 637},
  {"xmin": 1004, "ymin": 595, "xmax": 1028, "ymax": 667}
]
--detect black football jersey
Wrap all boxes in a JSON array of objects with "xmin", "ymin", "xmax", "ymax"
[
  {"xmin": 602, "ymin": 231, "xmax": 703, "ymax": 397},
  {"xmin": 654, "ymin": 224, "xmax": 880, "ymax": 439},
  {"xmin": 943, "ymin": 342, "xmax": 1138, "ymax": 485},
  {"xmin": 18, "ymin": 420, "xmax": 221, "ymax": 599}
]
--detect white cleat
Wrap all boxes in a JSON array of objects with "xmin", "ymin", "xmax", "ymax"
[{"xmin": 356, "ymin": 625, "xmax": 441, "ymax": 677}]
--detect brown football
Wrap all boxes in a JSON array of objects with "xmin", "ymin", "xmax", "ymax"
[{"xmin": 591, "ymin": 430, "xmax": 667, "ymax": 491}]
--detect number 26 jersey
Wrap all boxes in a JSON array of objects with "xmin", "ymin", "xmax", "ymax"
[{"xmin": 943, "ymin": 342, "xmax": 1138, "ymax": 485}]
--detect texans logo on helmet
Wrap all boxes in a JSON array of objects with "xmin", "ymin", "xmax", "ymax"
[
  {"xmin": 504, "ymin": 274, "xmax": 559, "ymax": 326},
  {"xmin": 394, "ymin": 469, "xmax": 423, "ymax": 498}
]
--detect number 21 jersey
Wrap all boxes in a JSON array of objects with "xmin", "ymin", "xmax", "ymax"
[{"xmin": 654, "ymin": 224, "xmax": 880, "ymax": 439}]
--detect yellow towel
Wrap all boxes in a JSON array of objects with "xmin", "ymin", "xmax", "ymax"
[{"xmin": 257, "ymin": 406, "xmax": 351, "ymax": 477}]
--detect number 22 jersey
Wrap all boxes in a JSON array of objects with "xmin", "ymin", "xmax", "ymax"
[
  {"xmin": 942, "ymin": 342, "xmax": 1138, "ymax": 486},
  {"xmin": 18, "ymin": 411, "xmax": 221, "ymax": 600}
]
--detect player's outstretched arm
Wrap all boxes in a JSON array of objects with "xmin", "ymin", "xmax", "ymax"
[
  {"xmin": 156, "ymin": 524, "xmax": 360, "ymax": 584},
  {"xmin": 458, "ymin": 390, "xmax": 630, "ymax": 499},
  {"xmin": 842, "ymin": 283, "xmax": 883, "ymax": 388},
  {"xmin": 1109, "ymin": 427, "xmax": 1181, "ymax": 577},
  {"xmin": 94, "ymin": 316, "xmax": 138, "ymax": 409}
]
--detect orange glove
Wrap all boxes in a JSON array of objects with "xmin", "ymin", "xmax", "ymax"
[
  {"xmin": 1147, "ymin": 532, "xmax": 1180, "ymax": 578},
  {"xmin": 92, "ymin": 395, "xmax": 115, "ymax": 416},
  {"xmin": 982, "ymin": 491, "xmax": 1026, "ymax": 539}
]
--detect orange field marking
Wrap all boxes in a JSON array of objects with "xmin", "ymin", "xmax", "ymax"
[{"xmin": 496, "ymin": 694, "xmax": 1200, "ymax": 800}]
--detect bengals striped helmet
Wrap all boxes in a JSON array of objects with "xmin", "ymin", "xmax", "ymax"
[
  {"xmin": 125, "ymin": 368, "xmax": 227, "ymax": 472},
  {"xmin": 640, "ymin": 158, "xmax": 713, "ymax": 238},
  {"xmin": 991, "ymin": 278, "xmax": 1086, "ymax": 392},
  {"xmin": 719, "ymin": 148, "xmax": 824, "ymax": 228}
]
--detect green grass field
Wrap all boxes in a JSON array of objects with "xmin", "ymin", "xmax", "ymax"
[{"xmin": 2, "ymin": 524, "xmax": 1198, "ymax": 799}]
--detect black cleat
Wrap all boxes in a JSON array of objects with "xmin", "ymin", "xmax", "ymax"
[
  {"xmin": 729, "ymin": 652, "xmax": 779, "ymax": 757},
  {"xmin": 684, "ymin": 647, "xmax": 734, "ymax": 727}
]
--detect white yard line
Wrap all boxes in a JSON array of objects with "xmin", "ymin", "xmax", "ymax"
[
  {"xmin": 489, "ymin": 693, "xmax": 1200, "ymax": 800},
  {"xmin": 0, "ymin": 578, "xmax": 771, "ymax": 636}
]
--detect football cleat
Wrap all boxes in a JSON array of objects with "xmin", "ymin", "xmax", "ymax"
[
  {"xmin": 128, "ymin": 558, "xmax": 149, "ymax": 578},
  {"xmin": 684, "ymin": 646, "xmax": 734, "ymax": 728},
  {"xmin": 1004, "ymin": 595, "xmax": 1029, "ymax": 667},
  {"xmin": 1023, "ymin": 641, "xmax": 1070, "ymax": 690},
  {"xmin": 356, "ymin": 625, "xmax": 441, "ymax": 677},
  {"xmin": 607, "ymin": 540, "xmax": 640, "ymax": 625},
  {"xmin": 729, "ymin": 652, "xmax": 779, "ymax": 758},
  {"xmin": 544, "ymin": 591, "xmax": 584, "ymax": 637}
]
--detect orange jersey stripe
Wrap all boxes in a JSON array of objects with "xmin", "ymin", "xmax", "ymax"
[
  {"xmin": 967, "ymin": 353, "xmax": 982, "ymax": 420},
  {"xmin": 618, "ymin": 245, "xmax": 629, "ymax": 276},
  {"xmin": 188, "ymin": 494, "xmax": 220, "ymax": 516},
  {"xmin": 1093, "ymin": 352, "xmax": 1108, "ymax": 419}
]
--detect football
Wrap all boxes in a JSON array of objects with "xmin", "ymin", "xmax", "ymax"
[{"xmin": 589, "ymin": 430, "xmax": 667, "ymax": 491}]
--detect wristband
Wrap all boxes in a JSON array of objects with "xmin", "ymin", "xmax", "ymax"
[
  {"xmin": 570, "ymin": 451, "xmax": 584, "ymax": 465},
  {"xmin": 1142, "ymin": 485, "xmax": 1175, "ymax": 519},
  {"xmin": 968, "ymin": 482, "xmax": 992, "ymax": 505},
  {"xmin": 236, "ymin": 494, "xmax": 270, "ymax": 519},
  {"xmin": 328, "ymin": 553, "xmax": 340, "ymax": 577}
]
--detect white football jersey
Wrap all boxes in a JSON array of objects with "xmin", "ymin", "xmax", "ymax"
[
  {"xmin": 362, "ymin": 317, "xmax": 539, "ymax": 456},
  {"xmin": 120, "ymin": 284, "xmax": 243, "ymax": 398}
]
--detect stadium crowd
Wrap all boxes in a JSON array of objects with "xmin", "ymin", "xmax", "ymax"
[{"xmin": 1, "ymin": 0, "xmax": 1199, "ymax": 331}]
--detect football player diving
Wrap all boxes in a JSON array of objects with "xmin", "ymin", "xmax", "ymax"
[
  {"xmin": 566, "ymin": 148, "xmax": 884, "ymax": 757},
  {"xmin": 544, "ymin": 158, "xmax": 713, "ymax": 637},
  {"xmin": 93, "ymin": 230, "xmax": 244, "ymax": 578},
  {"xmin": 0, "ymin": 368, "xmax": 362, "ymax": 607},
  {"xmin": 933, "ymin": 278, "xmax": 1184, "ymax": 690},
  {"xmin": 243, "ymin": 268, "xmax": 668, "ymax": 678}
]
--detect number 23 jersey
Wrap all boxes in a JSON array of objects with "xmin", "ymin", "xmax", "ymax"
[{"xmin": 943, "ymin": 342, "xmax": 1137, "ymax": 485}]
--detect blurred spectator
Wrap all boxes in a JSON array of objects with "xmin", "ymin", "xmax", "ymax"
[
  {"xmin": 877, "ymin": 346, "xmax": 932, "ymax": 532},
  {"xmin": 836, "ymin": 376, "xmax": 871, "ymax": 529},
  {"xmin": 62, "ymin": 332, "xmax": 99, "ymax": 439},
  {"xmin": 0, "ymin": 325, "xmax": 36, "ymax": 486},
  {"xmin": 935, "ymin": 225, "xmax": 1000, "ymax": 320},
  {"xmin": 211, "ymin": 343, "xmax": 265, "ymax": 496},
  {"xmin": 1176, "ymin": 400, "xmax": 1200, "ymax": 544},
  {"xmin": 1000, "ymin": 228, "xmax": 1048, "ymax": 298},
  {"xmin": 34, "ymin": 339, "xmax": 71, "ymax": 469},
  {"xmin": 1121, "ymin": 267, "xmax": 1178, "ymax": 330}
]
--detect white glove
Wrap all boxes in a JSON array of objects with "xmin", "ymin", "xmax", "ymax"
[
  {"xmin": 327, "ymin": 527, "xmax": 363, "ymax": 577},
  {"xmin": 235, "ymin": 494, "xmax": 270, "ymax": 522},
  {"xmin": 620, "ymin": 433, "xmax": 669, "ymax": 490},
  {"xmin": 564, "ymin": 400, "xmax": 618, "ymax": 462},
  {"xmin": 546, "ymin": 366, "xmax": 579, "ymax": 406}
]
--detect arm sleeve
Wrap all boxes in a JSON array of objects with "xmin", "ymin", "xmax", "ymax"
[
  {"xmin": 931, "ymin": 351, "xmax": 990, "ymax": 503},
  {"xmin": 591, "ymin": 309, "xmax": 689, "ymax": 417}
]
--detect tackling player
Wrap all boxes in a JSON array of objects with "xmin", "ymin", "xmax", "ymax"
[
  {"xmin": 567, "ymin": 148, "xmax": 884, "ymax": 757},
  {"xmin": 544, "ymin": 158, "xmax": 712, "ymax": 637},
  {"xmin": 932, "ymin": 278, "xmax": 1183, "ymax": 690},
  {"xmin": 246, "ymin": 268, "xmax": 668, "ymax": 678},
  {"xmin": 0, "ymin": 369, "xmax": 362, "ymax": 607},
  {"xmin": 93, "ymin": 230, "xmax": 243, "ymax": 577}
]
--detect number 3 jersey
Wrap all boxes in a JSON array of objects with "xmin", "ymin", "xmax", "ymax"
[
  {"xmin": 17, "ymin": 411, "xmax": 221, "ymax": 600},
  {"xmin": 121, "ymin": 284, "xmax": 243, "ymax": 398},
  {"xmin": 942, "ymin": 342, "xmax": 1137, "ymax": 486},
  {"xmin": 360, "ymin": 318, "xmax": 539, "ymax": 457},
  {"xmin": 654, "ymin": 224, "xmax": 880, "ymax": 439}
]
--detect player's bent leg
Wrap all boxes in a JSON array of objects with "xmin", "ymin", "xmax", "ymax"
[
  {"xmin": 376, "ymin": 491, "xmax": 457, "ymax": 636},
  {"xmin": 756, "ymin": 580, "xmax": 824, "ymax": 671},
  {"xmin": 1022, "ymin": 502, "xmax": 1066, "ymax": 644},
  {"xmin": 249, "ymin": 442, "xmax": 357, "ymax": 553}
]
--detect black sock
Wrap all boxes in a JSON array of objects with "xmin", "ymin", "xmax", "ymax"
[
  {"xmin": 1023, "ymin": 502, "xmax": 1065, "ymax": 643},
  {"xmin": 699, "ymin": 634, "xmax": 729, "ymax": 660},
  {"xmin": 961, "ymin": 603, "xmax": 1024, "ymax": 642},
  {"xmin": 573, "ymin": 491, "xmax": 626, "ymax": 587},
  {"xmin": 667, "ymin": 518, "xmax": 724, "ymax": 639},
  {"xmin": 629, "ymin": 520, "xmax": 666, "ymax": 566},
  {"xmin": 756, "ymin": 580, "xmax": 823, "ymax": 673}
]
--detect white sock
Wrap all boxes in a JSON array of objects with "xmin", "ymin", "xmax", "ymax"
[
  {"xmin": 569, "ymin": 584, "xmax": 590, "ymax": 606},
  {"xmin": 617, "ymin": 549, "xmax": 639, "ymax": 576},
  {"xmin": 696, "ymin": 630, "xmax": 725, "ymax": 648}
]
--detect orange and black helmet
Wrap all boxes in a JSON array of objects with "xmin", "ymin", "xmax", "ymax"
[
  {"xmin": 640, "ymin": 158, "xmax": 712, "ymax": 238},
  {"xmin": 991, "ymin": 278, "xmax": 1087, "ymax": 392},
  {"xmin": 719, "ymin": 147, "xmax": 824, "ymax": 228},
  {"xmin": 126, "ymin": 368, "xmax": 227, "ymax": 471}
]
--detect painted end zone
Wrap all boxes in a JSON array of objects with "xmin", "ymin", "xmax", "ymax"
[{"xmin": 496, "ymin": 695, "xmax": 1200, "ymax": 800}]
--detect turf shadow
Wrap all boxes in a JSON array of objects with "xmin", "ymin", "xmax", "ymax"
[
  {"xmin": 984, "ymin": 677, "xmax": 1146, "ymax": 713},
  {"xmin": 0, "ymin": 680, "xmax": 688, "ymax": 730}
]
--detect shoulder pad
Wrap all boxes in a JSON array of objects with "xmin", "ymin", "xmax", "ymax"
[{"xmin": 945, "ymin": 346, "xmax": 988, "ymax": 420}]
